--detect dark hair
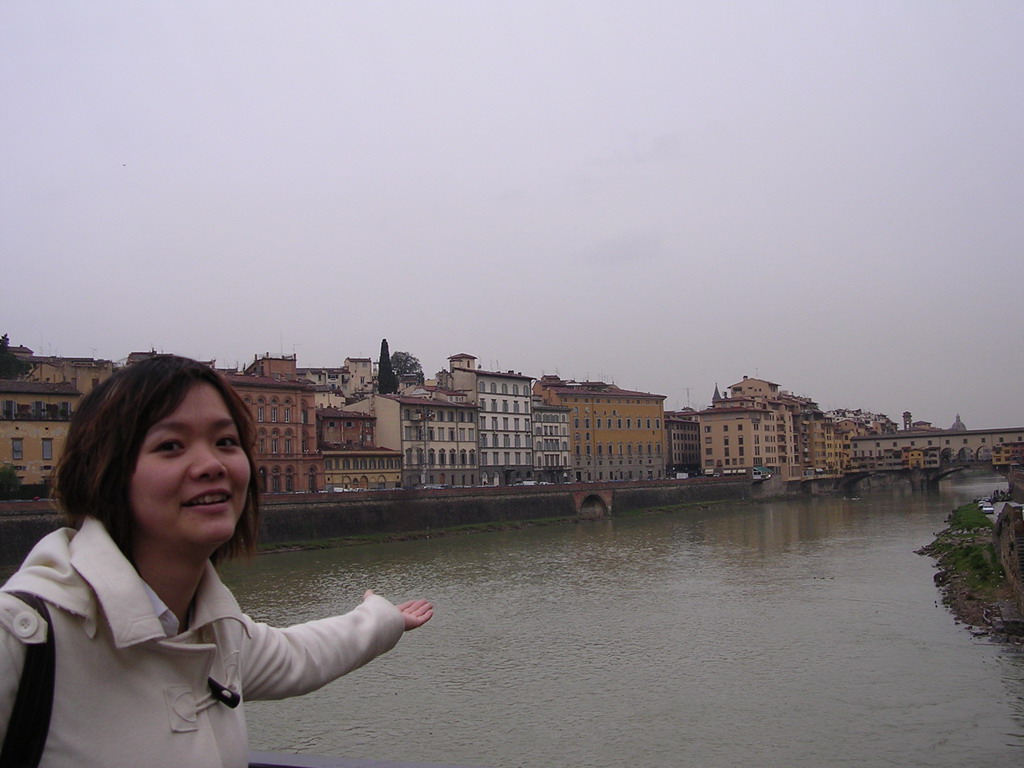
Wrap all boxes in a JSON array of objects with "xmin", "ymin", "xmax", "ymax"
[{"xmin": 53, "ymin": 354, "xmax": 260, "ymax": 563}]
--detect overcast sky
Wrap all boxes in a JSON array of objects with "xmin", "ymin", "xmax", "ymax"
[{"xmin": 3, "ymin": 2, "xmax": 1022, "ymax": 428}]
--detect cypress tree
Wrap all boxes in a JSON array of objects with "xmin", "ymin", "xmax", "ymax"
[{"xmin": 377, "ymin": 338, "xmax": 398, "ymax": 394}]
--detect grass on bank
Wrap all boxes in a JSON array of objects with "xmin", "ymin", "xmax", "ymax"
[
  {"xmin": 616, "ymin": 498, "xmax": 740, "ymax": 518},
  {"xmin": 924, "ymin": 503, "xmax": 1004, "ymax": 593}
]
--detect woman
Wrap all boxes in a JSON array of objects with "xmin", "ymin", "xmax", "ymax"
[{"xmin": 0, "ymin": 355, "xmax": 432, "ymax": 767}]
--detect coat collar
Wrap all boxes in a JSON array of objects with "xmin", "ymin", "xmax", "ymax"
[{"xmin": 3, "ymin": 518, "xmax": 250, "ymax": 648}]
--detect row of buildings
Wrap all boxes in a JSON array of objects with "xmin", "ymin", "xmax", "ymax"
[{"xmin": 1, "ymin": 345, "xmax": 1007, "ymax": 495}]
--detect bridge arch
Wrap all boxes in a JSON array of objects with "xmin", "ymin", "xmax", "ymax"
[{"xmin": 574, "ymin": 490, "xmax": 612, "ymax": 519}]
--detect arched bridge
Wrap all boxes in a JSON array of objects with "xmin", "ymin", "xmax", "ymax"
[{"xmin": 837, "ymin": 463, "xmax": 969, "ymax": 491}]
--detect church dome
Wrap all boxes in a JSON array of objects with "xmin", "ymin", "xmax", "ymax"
[{"xmin": 949, "ymin": 414, "xmax": 967, "ymax": 431}]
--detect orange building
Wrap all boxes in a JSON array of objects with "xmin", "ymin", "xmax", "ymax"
[
  {"xmin": 225, "ymin": 373, "xmax": 320, "ymax": 493},
  {"xmin": 533, "ymin": 376, "xmax": 667, "ymax": 482}
]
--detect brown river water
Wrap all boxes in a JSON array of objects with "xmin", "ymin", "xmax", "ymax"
[{"xmin": 220, "ymin": 471, "xmax": 1024, "ymax": 767}]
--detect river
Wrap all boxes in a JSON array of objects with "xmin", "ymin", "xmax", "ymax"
[{"xmin": 218, "ymin": 471, "xmax": 1024, "ymax": 767}]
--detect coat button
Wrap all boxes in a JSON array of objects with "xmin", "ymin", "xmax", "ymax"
[{"xmin": 13, "ymin": 611, "xmax": 39, "ymax": 638}]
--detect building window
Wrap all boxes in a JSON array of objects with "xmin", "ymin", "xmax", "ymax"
[
  {"xmin": 41, "ymin": 438, "xmax": 53, "ymax": 461},
  {"xmin": 12, "ymin": 438, "xmax": 23, "ymax": 461}
]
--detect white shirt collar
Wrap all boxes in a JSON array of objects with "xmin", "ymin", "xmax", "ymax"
[{"xmin": 140, "ymin": 581, "xmax": 180, "ymax": 637}]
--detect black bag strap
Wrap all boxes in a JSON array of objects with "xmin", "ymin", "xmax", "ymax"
[{"xmin": 0, "ymin": 591, "xmax": 54, "ymax": 768}]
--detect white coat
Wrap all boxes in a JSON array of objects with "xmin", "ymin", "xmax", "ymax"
[{"xmin": 0, "ymin": 518, "xmax": 406, "ymax": 768}]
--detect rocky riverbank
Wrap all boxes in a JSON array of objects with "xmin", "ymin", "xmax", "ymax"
[{"xmin": 918, "ymin": 501, "xmax": 1024, "ymax": 642}]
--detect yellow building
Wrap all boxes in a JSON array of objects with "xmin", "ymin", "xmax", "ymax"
[
  {"xmin": 801, "ymin": 410, "xmax": 842, "ymax": 475},
  {"xmin": 323, "ymin": 447, "xmax": 403, "ymax": 490},
  {"xmin": 533, "ymin": 376, "xmax": 666, "ymax": 482},
  {"xmin": 14, "ymin": 349, "xmax": 115, "ymax": 396},
  {"xmin": 902, "ymin": 446, "xmax": 940, "ymax": 469},
  {"xmin": 993, "ymin": 442, "xmax": 1024, "ymax": 468},
  {"xmin": 317, "ymin": 407, "xmax": 403, "ymax": 490},
  {"xmin": 1, "ymin": 380, "xmax": 82, "ymax": 489}
]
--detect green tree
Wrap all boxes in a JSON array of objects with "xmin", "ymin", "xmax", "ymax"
[
  {"xmin": 0, "ymin": 464, "xmax": 21, "ymax": 499},
  {"xmin": 390, "ymin": 350, "xmax": 424, "ymax": 385},
  {"xmin": 0, "ymin": 334, "xmax": 30, "ymax": 380},
  {"xmin": 377, "ymin": 339, "xmax": 398, "ymax": 394}
]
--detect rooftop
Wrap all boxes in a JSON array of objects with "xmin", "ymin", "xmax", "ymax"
[{"xmin": 0, "ymin": 380, "xmax": 81, "ymax": 395}]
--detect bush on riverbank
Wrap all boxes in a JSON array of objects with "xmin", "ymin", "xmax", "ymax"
[{"xmin": 926, "ymin": 504, "xmax": 1003, "ymax": 591}]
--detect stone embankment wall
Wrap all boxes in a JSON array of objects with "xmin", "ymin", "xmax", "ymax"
[
  {"xmin": 0, "ymin": 504, "xmax": 62, "ymax": 568},
  {"xmin": 995, "ymin": 468, "xmax": 1024, "ymax": 614},
  {"xmin": 1011, "ymin": 468, "xmax": 1024, "ymax": 504},
  {"xmin": 251, "ymin": 477, "xmax": 751, "ymax": 546},
  {"xmin": 0, "ymin": 477, "xmax": 750, "ymax": 567},
  {"xmin": 995, "ymin": 506, "xmax": 1024, "ymax": 615}
]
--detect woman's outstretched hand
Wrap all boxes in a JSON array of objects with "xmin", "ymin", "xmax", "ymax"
[
  {"xmin": 365, "ymin": 590, "xmax": 434, "ymax": 631},
  {"xmin": 396, "ymin": 599, "xmax": 433, "ymax": 631}
]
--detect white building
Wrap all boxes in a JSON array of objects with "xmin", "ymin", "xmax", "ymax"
[{"xmin": 446, "ymin": 353, "xmax": 534, "ymax": 485}]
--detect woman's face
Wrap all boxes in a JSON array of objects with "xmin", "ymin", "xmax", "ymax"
[{"xmin": 128, "ymin": 383, "xmax": 251, "ymax": 567}]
